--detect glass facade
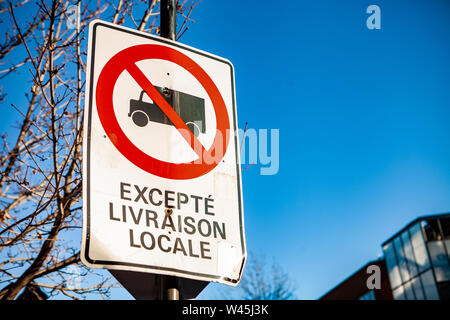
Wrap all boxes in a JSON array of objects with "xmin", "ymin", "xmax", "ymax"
[{"xmin": 382, "ymin": 215, "xmax": 450, "ymax": 300}]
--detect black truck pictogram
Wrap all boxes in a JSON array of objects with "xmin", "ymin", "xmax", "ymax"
[{"xmin": 128, "ymin": 86, "xmax": 206, "ymax": 137}]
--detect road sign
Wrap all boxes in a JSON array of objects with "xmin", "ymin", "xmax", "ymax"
[{"xmin": 81, "ymin": 20, "xmax": 246, "ymax": 286}]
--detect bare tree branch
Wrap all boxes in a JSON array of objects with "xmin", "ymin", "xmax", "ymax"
[
  {"xmin": 0, "ymin": 0, "xmax": 200, "ymax": 300},
  {"xmin": 223, "ymin": 253, "xmax": 297, "ymax": 300}
]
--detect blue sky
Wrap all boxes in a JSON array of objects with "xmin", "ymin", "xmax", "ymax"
[
  {"xmin": 1, "ymin": 0, "xmax": 450, "ymax": 300},
  {"xmin": 186, "ymin": 0, "xmax": 450, "ymax": 299}
]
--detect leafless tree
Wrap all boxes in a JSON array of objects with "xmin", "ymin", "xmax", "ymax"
[
  {"xmin": 0, "ymin": 0, "xmax": 200, "ymax": 300},
  {"xmin": 220, "ymin": 253, "xmax": 297, "ymax": 300}
]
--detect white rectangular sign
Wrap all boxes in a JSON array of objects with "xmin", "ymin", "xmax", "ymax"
[{"xmin": 81, "ymin": 20, "xmax": 246, "ymax": 285}]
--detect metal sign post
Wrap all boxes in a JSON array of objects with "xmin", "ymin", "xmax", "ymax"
[
  {"xmin": 160, "ymin": 0, "xmax": 176, "ymax": 41},
  {"xmin": 158, "ymin": 0, "xmax": 179, "ymax": 301}
]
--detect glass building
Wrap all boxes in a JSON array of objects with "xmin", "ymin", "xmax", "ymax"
[{"xmin": 382, "ymin": 213, "xmax": 450, "ymax": 300}]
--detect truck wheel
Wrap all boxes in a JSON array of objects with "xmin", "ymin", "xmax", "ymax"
[
  {"xmin": 131, "ymin": 110, "xmax": 149, "ymax": 127},
  {"xmin": 186, "ymin": 122, "xmax": 201, "ymax": 137}
]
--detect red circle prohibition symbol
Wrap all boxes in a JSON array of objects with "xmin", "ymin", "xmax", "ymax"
[{"xmin": 95, "ymin": 44, "xmax": 230, "ymax": 180}]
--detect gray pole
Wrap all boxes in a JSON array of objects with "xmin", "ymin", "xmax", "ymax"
[
  {"xmin": 158, "ymin": 0, "xmax": 179, "ymax": 300},
  {"xmin": 165, "ymin": 274, "xmax": 179, "ymax": 300},
  {"xmin": 160, "ymin": 0, "xmax": 176, "ymax": 41}
]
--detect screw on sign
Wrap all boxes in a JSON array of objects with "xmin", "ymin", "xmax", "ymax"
[{"xmin": 95, "ymin": 44, "xmax": 231, "ymax": 180}]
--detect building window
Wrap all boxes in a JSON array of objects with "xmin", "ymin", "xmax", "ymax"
[
  {"xmin": 427, "ymin": 240, "xmax": 450, "ymax": 282},
  {"xmin": 359, "ymin": 290, "xmax": 375, "ymax": 300},
  {"xmin": 440, "ymin": 217, "xmax": 450, "ymax": 264},
  {"xmin": 441, "ymin": 217, "xmax": 450, "ymax": 239},
  {"xmin": 383, "ymin": 241, "xmax": 402, "ymax": 289},
  {"xmin": 401, "ymin": 230, "xmax": 418, "ymax": 278},
  {"xmin": 411, "ymin": 276, "xmax": 424, "ymax": 300},
  {"xmin": 392, "ymin": 286, "xmax": 405, "ymax": 300},
  {"xmin": 420, "ymin": 269, "xmax": 439, "ymax": 300},
  {"xmin": 423, "ymin": 219, "xmax": 442, "ymax": 241},
  {"xmin": 409, "ymin": 222, "xmax": 430, "ymax": 272},
  {"xmin": 394, "ymin": 237, "xmax": 410, "ymax": 282},
  {"xmin": 404, "ymin": 280, "xmax": 416, "ymax": 299}
]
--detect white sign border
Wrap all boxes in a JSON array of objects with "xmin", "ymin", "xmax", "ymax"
[{"xmin": 81, "ymin": 20, "xmax": 246, "ymax": 286}]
